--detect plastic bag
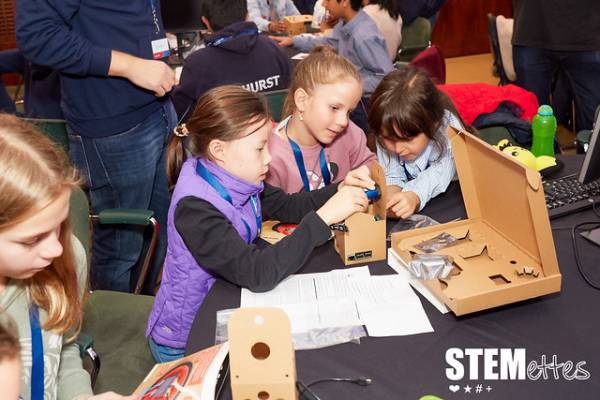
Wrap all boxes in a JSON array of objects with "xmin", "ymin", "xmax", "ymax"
[
  {"xmin": 387, "ymin": 214, "xmax": 439, "ymax": 241},
  {"xmin": 407, "ymin": 254, "xmax": 455, "ymax": 280},
  {"xmin": 415, "ymin": 232, "xmax": 458, "ymax": 253},
  {"xmin": 215, "ymin": 308, "xmax": 367, "ymax": 350}
]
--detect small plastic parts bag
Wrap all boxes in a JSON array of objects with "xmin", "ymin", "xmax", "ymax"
[
  {"xmin": 407, "ymin": 254, "xmax": 455, "ymax": 280},
  {"xmin": 387, "ymin": 214, "xmax": 439, "ymax": 241},
  {"xmin": 414, "ymin": 232, "xmax": 458, "ymax": 253},
  {"xmin": 215, "ymin": 308, "xmax": 367, "ymax": 350}
]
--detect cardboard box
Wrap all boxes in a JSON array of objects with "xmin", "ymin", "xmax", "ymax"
[
  {"xmin": 335, "ymin": 161, "xmax": 388, "ymax": 266},
  {"xmin": 391, "ymin": 127, "xmax": 561, "ymax": 315},
  {"xmin": 228, "ymin": 308, "xmax": 297, "ymax": 400},
  {"xmin": 284, "ymin": 15, "xmax": 313, "ymax": 36}
]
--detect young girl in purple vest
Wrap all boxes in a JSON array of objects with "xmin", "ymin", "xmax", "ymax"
[{"xmin": 146, "ymin": 85, "xmax": 374, "ymax": 362}]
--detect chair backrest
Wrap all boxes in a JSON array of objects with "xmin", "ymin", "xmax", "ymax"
[
  {"xmin": 264, "ymin": 88, "xmax": 289, "ymax": 122},
  {"xmin": 23, "ymin": 118, "xmax": 69, "ymax": 153},
  {"xmin": 487, "ymin": 14, "xmax": 516, "ymax": 85},
  {"xmin": 397, "ymin": 17, "xmax": 431, "ymax": 63},
  {"xmin": 82, "ymin": 290, "xmax": 157, "ymax": 393},
  {"xmin": 70, "ymin": 186, "xmax": 91, "ymax": 259},
  {"xmin": 409, "ymin": 45, "xmax": 446, "ymax": 84}
]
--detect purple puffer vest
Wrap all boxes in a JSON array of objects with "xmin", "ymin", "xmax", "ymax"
[{"xmin": 146, "ymin": 158, "xmax": 263, "ymax": 348}]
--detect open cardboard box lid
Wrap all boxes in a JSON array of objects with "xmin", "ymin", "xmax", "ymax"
[{"xmin": 391, "ymin": 127, "xmax": 561, "ymax": 315}]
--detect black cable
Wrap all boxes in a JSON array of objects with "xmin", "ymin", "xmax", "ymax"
[
  {"xmin": 571, "ymin": 221, "xmax": 600, "ymax": 290},
  {"xmin": 307, "ymin": 377, "xmax": 373, "ymax": 387},
  {"xmin": 297, "ymin": 381, "xmax": 322, "ymax": 400},
  {"xmin": 296, "ymin": 377, "xmax": 373, "ymax": 400}
]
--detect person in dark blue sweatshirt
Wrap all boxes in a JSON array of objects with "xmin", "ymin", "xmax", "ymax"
[
  {"xmin": 172, "ymin": 21, "xmax": 292, "ymax": 121},
  {"xmin": 15, "ymin": 0, "xmax": 177, "ymax": 293}
]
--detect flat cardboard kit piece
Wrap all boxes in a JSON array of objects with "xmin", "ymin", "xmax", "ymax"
[
  {"xmin": 335, "ymin": 161, "xmax": 388, "ymax": 266},
  {"xmin": 228, "ymin": 308, "xmax": 298, "ymax": 400},
  {"xmin": 391, "ymin": 127, "xmax": 561, "ymax": 315},
  {"xmin": 284, "ymin": 15, "xmax": 313, "ymax": 36}
]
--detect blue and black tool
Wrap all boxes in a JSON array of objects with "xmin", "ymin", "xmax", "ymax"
[{"xmin": 363, "ymin": 185, "xmax": 381, "ymax": 202}]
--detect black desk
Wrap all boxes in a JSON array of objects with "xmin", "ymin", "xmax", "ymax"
[{"xmin": 186, "ymin": 156, "xmax": 600, "ymax": 399}]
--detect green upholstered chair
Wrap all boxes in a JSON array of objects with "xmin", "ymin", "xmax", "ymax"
[
  {"xmin": 264, "ymin": 88, "xmax": 289, "ymax": 122},
  {"xmin": 81, "ymin": 290, "xmax": 156, "ymax": 394},
  {"xmin": 396, "ymin": 17, "xmax": 432, "ymax": 63},
  {"xmin": 23, "ymin": 118, "xmax": 70, "ymax": 153},
  {"xmin": 28, "ymin": 118, "xmax": 160, "ymax": 294},
  {"xmin": 70, "ymin": 186, "xmax": 156, "ymax": 393}
]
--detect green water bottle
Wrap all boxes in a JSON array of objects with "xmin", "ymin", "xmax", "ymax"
[{"xmin": 531, "ymin": 105, "xmax": 557, "ymax": 157}]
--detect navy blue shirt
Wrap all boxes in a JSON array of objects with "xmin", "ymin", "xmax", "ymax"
[{"xmin": 16, "ymin": 0, "xmax": 169, "ymax": 137}]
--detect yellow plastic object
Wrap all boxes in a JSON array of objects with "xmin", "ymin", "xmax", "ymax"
[{"xmin": 494, "ymin": 139, "xmax": 556, "ymax": 172}]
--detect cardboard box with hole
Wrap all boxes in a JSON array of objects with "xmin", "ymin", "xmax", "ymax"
[
  {"xmin": 334, "ymin": 161, "xmax": 388, "ymax": 266},
  {"xmin": 229, "ymin": 308, "xmax": 297, "ymax": 400},
  {"xmin": 391, "ymin": 127, "xmax": 561, "ymax": 315},
  {"xmin": 284, "ymin": 15, "xmax": 313, "ymax": 36}
]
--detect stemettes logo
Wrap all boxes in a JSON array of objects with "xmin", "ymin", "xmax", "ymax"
[{"xmin": 445, "ymin": 348, "xmax": 590, "ymax": 394}]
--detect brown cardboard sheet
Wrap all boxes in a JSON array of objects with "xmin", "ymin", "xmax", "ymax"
[{"xmin": 391, "ymin": 128, "xmax": 561, "ymax": 315}]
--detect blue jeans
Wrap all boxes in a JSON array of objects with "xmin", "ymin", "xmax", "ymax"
[
  {"xmin": 149, "ymin": 337, "xmax": 185, "ymax": 363},
  {"xmin": 513, "ymin": 46, "xmax": 600, "ymax": 131},
  {"xmin": 68, "ymin": 101, "xmax": 176, "ymax": 292}
]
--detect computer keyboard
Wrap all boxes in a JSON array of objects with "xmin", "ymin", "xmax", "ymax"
[{"xmin": 544, "ymin": 174, "xmax": 600, "ymax": 219}]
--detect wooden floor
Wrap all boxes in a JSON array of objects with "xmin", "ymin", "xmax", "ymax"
[{"xmin": 446, "ymin": 53, "xmax": 499, "ymax": 85}]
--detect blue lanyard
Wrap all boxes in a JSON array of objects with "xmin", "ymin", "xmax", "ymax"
[
  {"xmin": 196, "ymin": 161, "xmax": 261, "ymax": 243},
  {"xmin": 30, "ymin": 306, "xmax": 44, "ymax": 400},
  {"xmin": 149, "ymin": 0, "xmax": 161, "ymax": 34},
  {"xmin": 207, "ymin": 28, "xmax": 258, "ymax": 47},
  {"xmin": 402, "ymin": 160, "xmax": 429, "ymax": 182},
  {"xmin": 285, "ymin": 123, "xmax": 331, "ymax": 192}
]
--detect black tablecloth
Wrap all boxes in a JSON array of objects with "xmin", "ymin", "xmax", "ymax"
[{"xmin": 186, "ymin": 155, "xmax": 600, "ymax": 399}]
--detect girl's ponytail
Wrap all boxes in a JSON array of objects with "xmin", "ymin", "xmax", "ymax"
[{"xmin": 166, "ymin": 124, "xmax": 189, "ymax": 192}]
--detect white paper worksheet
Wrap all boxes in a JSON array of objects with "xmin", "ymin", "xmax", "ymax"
[{"xmin": 241, "ymin": 265, "xmax": 434, "ymax": 337}]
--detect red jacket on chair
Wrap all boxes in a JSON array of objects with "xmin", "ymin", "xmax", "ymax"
[{"xmin": 438, "ymin": 83, "xmax": 539, "ymax": 125}]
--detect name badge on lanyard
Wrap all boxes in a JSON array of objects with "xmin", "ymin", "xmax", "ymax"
[
  {"xmin": 149, "ymin": 0, "xmax": 170, "ymax": 59},
  {"xmin": 151, "ymin": 38, "xmax": 170, "ymax": 60}
]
